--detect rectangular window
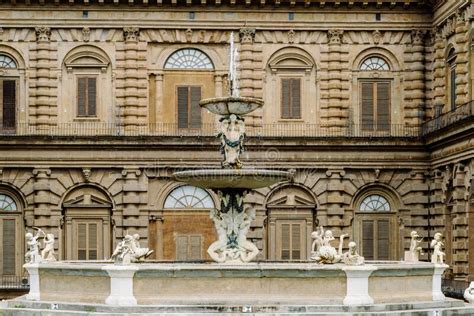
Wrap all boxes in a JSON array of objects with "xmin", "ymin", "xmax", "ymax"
[
  {"xmin": 279, "ymin": 222, "xmax": 303, "ymax": 260},
  {"xmin": 77, "ymin": 222, "xmax": 98, "ymax": 260},
  {"xmin": 176, "ymin": 234, "xmax": 202, "ymax": 260},
  {"xmin": 361, "ymin": 219, "xmax": 390, "ymax": 260},
  {"xmin": 0, "ymin": 79, "xmax": 16, "ymax": 131},
  {"xmin": 450, "ymin": 66, "xmax": 456, "ymax": 110},
  {"xmin": 281, "ymin": 78, "xmax": 301, "ymax": 119},
  {"xmin": 2, "ymin": 219, "xmax": 16, "ymax": 275},
  {"xmin": 77, "ymin": 77, "xmax": 97, "ymax": 117},
  {"xmin": 177, "ymin": 86, "xmax": 201, "ymax": 129},
  {"xmin": 361, "ymin": 81, "xmax": 390, "ymax": 131}
]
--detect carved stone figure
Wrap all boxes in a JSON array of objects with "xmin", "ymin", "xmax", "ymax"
[
  {"xmin": 464, "ymin": 282, "xmax": 474, "ymax": 304},
  {"xmin": 25, "ymin": 228, "xmax": 45, "ymax": 264},
  {"xmin": 431, "ymin": 232, "xmax": 445, "ymax": 264},
  {"xmin": 218, "ymin": 114, "xmax": 245, "ymax": 169},
  {"xmin": 342, "ymin": 241, "xmax": 365, "ymax": 266},
  {"xmin": 310, "ymin": 226, "xmax": 346, "ymax": 264},
  {"xmin": 110, "ymin": 233, "xmax": 153, "ymax": 264},
  {"xmin": 404, "ymin": 230, "xmax": 423, "ymax": 262},
  {"xmin": 41, "ymin": 233, "xmax": 56, "ymax": 262},
  {"xmin": 207, "ymin": 195, "xmax": 259, "ymax": 263}
]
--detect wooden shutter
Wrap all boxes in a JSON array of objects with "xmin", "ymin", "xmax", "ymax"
[
  {"xmin": 376, "ymin": 82, "xmax": 390, "ymax": 131},
  {"xmin": 177, "ymin": 87, "xmax": 189, "ymax": 129},
  {"xmin": 2, "ymin": 80, "xmax": 16, "ymax": 129},
  {"xmin": 88, "ymin": 223, "xmax": 98, "ymax": 260},
  {"xmin": 78, "ymin": 223, "xmax": 87, "ymax": 260},
  {"xmin": 87, "ymin": 78, "xmax": 97, "ymax": 116},
  {"xmin": 281, "ymin": 223, "xmax": 290, "ymax": 260},
  {"xmin": 189, "ymin": 87, "xmax": 202, "ymax": 129},
  {"xmin": 281, "ymin": 79, "xmax": 301, "ymax": 119},
  {"xmin": 2, "ymin": 219, "xmax": 16, "ymax": 275},
  {"xmin": 189, "ymin": 235, "xmax": 202, "ymax": 260},
  {"xmin": 377, "ymin": 220, "xmax": 390, "ymax": 260},
  {"xmin": 291, "ymin": 223, "xmax": 301, "ymax": 260},
  {"xmin": 362, "ymin": 220, "xmax": 374, "ymax": 260},
  {"xmin": 77, "ymin": 78, "xmax": 87, "ymax": 116},
  {"xmin": 176, "ymin": 235, "xmax": 188, "ymax": 260},
  {"xmin": 361, "ymin": 83, "xmax": 374, "ymax": 131},
  {"xmin": 450, "ymin": 67, "xmax": 456, "ymax": 110}
]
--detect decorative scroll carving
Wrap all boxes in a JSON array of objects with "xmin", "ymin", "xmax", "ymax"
[
  {"xmin": 328, "ymin": 29, "xmax": 343, "ymax": 44},
  {"xmin": 35, "ymin": 27, "xmax": 51, "ymax": 42},
  {"xmin": 123, "ymin": 27, "xmax": 140, "ymax": 42},
  {"xmin": 239, "ymin": 28, "xmax": 255, "ymax": 44}
]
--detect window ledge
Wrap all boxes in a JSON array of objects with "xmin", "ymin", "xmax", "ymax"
[
  {"xmin": 277, "ymin": 119, "xmax": 305, "ymax": 123},
  {"xmin": 73, "ymin": 117, "xmax": 100, "ymax": 122}
]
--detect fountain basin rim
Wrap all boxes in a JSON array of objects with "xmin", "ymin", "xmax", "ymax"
[
  {"xmin": 199, "ymin": 96, "xmax": 264, "ymax": 116},
  {"xmin": 172, "ymin": 169, "xmax": 291, "ymax": 190}
]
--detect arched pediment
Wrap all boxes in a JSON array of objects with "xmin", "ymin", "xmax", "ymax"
[
  {"xmin": 266, "ymin": 185, "xmax": 316, "ymax": 208},
  {"xmin": 268, "ymin": 47, "xmax": 314, "ymax": 72},
  {"xmin": 63, "ymin": 45, "xmax": 110, "ymax": 72}
]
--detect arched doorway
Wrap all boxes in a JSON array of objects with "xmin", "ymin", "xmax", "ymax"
[
  {"xmin": 62, "ymin": 186, "xmax": 112, "ymax": 260},
  {"xmin": 265, "ymin": 185, "xmax": 317, "ymax": 261}
]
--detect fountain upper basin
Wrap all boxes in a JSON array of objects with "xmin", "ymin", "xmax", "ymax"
[
  {"xmin": 172, "ymin": 169, "xmax": 292, "ymax": 190},
  {"xmin": 200, "ymin": 96, "xmax": 263, "ymax": 116}
]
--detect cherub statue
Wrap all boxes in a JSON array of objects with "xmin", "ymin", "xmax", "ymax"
[
  {"xmin": 310, "ymin": 226, "xmax": 346, "ymax": 264},
  {"xmin": 430, "ymin": 232, "xmax": 445, "ymax": 264},
  {"xmin": 218, "ymin": 114, "xmax": 245, "ymax": 169},
  {"xmin": 41, "ymin": 233, "xmax": 57, "ymax": 262},
  {"xmin": 25, "ymin": 228, "xmax": 45, "ymax": 264},
  {"xmin": 130, "ymin": 234, "xmax": 153, "ymax": 261},
  {"xmin": 110, "ymin": 233, "xmax": 153, "ymax": 264},
  {"xmin": 464, "ymin": 282, "xmax": 474, "ymax": 304},
  {"xmin": 342, "ymin": 241, "xmax": 365, "ymax": 266},
  {"xmin": 405, "ymin": 231, "xmax": 423, "ymax": 262}
]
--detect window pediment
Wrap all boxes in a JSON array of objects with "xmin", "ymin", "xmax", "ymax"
[
  {"xmin": 269, "ymin": 54, "xmax": 313, "ymax": 72},
  {"xmin": 64, "ymin": 49, "xmax": 110, "ymax": 73},
  {"xmin": 63, "ymin": 194, "xmax": 111, "ymax": 208}
]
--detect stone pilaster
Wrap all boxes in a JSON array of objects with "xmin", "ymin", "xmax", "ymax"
[
  {"xmin": 324, "ymin": 168, "xmax": 346, "ymax": 234},
  {"xmin": 30, "ymin": 27, "xmax": 57, "ymax": 127},
  {"xmin": 239, "ymin": 28, "xmax": 262, "ymax": 127},
  {"xmin": 431, "ymin": 28, "xmax": 446, "ymax": 117},
  {"xmin": 116, "ymin": 27, "xmax": 148, "ymax": 129},
  {"xmin": 326, "ymin": 29, "xmax": 346, "ymax": 127},
  {"xmin": 32, "ymin": 168, "xmax": 52, "ymax": 225},
  {"xmin": 121, "ymin": 167, "xmax": 148, "ymax": 239},
  {"xmin": 454, "ymin": 9, "xmax": 470, "ymax": 107},
  {"xmin": 403, "ymin": 30, "xmax": 426, "ymax": 126}
]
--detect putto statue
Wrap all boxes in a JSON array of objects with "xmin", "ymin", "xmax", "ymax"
[
  {"xmin": 25, "ymin": 228, "xmax": 57, "ymax": 263},
  {"xmin": 218, "ymin": 114, "xmax": 245, "ymax": 169},
  {"xmin": 342, "ymin": 241, "xmax": 365, "ymax": 266},
  {"xmin": 310, "ymin": 226, "xmax": 347, "ymax": 264},
  {"xmin": 464, "ymin": 282, "xmax": 474, "ymax": 304},
  {"xmin": 404, "ymin": 231, "xmax": 423, "ymax": 262},
  {"xmin": 110, "ymin": 233, "xmax": 153, "ymax": 264},
  {"xmin": 430, "ymin": 232, "xmax": 445, "ymax": 264}
]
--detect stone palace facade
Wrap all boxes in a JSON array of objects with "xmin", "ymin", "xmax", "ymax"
[{"xmin": 0, "ymin": 0, "xmax": 472, "ymax": 291}]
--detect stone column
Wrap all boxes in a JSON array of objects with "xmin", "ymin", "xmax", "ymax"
[
  {"xmin": 404, "ymin": 30, "xmax": 426, "ymax": 126},
  {"xmin": 342, "ymin": 265, "xmax": 377, "ymax": 305},
  {"xmin": 432, "ymin": 28, "xmax": 446, "ymax": 117},
  {"xmin": 326, "ymin": 30, "xmax": 346, "ymax": 127},
  {"xmin": 454, "ymin": 9, "xmax": 470, "ymax": 107},
  {"xmin": 432, "ymin": 264, "xmax": 449, "ymax": 301},
  {"xmin": 102, "ymin": 265, "xmax": 138, "ymax": 306},
  {"xmin": 324, "ymin": 168, "xmax": 346, "ymax": 235},
  {"xmin": 24, "ymin": 263, "xmax": 40, "ymax": 301},
  {"xmin": 32, "ymin": 168, "xmax": 52, "ymax": 220}
]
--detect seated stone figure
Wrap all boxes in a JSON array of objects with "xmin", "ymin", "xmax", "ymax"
[
  {"xmin": 110, "ymin": 233, "xmax": 153, "ymax": 264},
  {"xmin": 310, "ymin": 226, "xmax": 346, "ymax": 264},
  {"xmin": 342, "ymin": 241, "xmax": 365, "ymax": 266}
]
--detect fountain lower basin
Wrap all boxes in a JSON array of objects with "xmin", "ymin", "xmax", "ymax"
[{"xmin": 172, "ymin": 169, "xmax": 292, "ymax": 190}]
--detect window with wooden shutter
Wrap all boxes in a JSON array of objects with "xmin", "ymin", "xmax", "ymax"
[
  {"xmin": 77, "ymin": 222, "xmax": 98, "ymax": 260},
  {"xmin": 362, "ymin": 220, "xmax": 374, "ymax": 260},
  {"xmin": 2, "ymin": 219, "xmax": 16, "ymax": 275},
  {"xmin": 281, "ymin": 78, "xmax": 301, "ymax": 119},
  {"xmin": 450, "ymin": 67, "xmax": 456, "ymax": 110},
  {"xmin": 77, "ymin": 77, "xmax": 97, "ymax": 117},
  {"xmin": 176, "ymin": 235, "xmax": 202, "ymax": 260},
  {"xmin": 360, "ymin": 81, "xmax": 390, "ymax": 131},
  {"xmin": 1, "ymin": 80, "xmax": 16, "ymax": 131},
  {"xmin": 177, "ymin": 86, "xmax": 201, "ymax": 129},
  {"xmin": 360, "ymin": 218, "xmax": 391, "ymax": 260},
  {"xmin": 278, "ymin": 221, "xmax": 303, "ymax": 261}
]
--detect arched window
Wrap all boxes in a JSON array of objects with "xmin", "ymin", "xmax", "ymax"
[
  {"xmin": 447, "ymin": 48, "xmax": 457, "ymax": 111},
  {"xmin": 360, "ymin": 56, "xmax": 390, "ymax": 71},
  {"xmin": 354, "ymin": 192, "xmax": 397, "ymax": 261},
  {"xmin": 359, "ymin": 56, "xmax": 391, "ymax": 132},
  {"xmin": 359, "ymin": 194, "xmax": 391, "ymax": 212},
  {"xmin": 0, "ymin": 54, "xmax": 17, "ymax": 69},
  {"xmin": 164, "ymin": 185, "xmax": 214, "ymax": 209},
  {"xmin": 164, "ymin": 49, "xmax": 214, "ymax": 70},
  {"xmin": 0, "ymin": 192, "xmax": 22, "ymax": 277}
]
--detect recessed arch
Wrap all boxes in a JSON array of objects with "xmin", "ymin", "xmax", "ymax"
[
  {"xmin": 164, "ymin": 185, "xmax": 215, "ymax": 209},
  {"xmin": 351, "ymin": 183, "xmax": 402, "ymax": 211},
  {"xmin": 0, "ymin": 45, "xmax": 26, "ymax": 70},
  {"xmin": 0, "ymin": 54, "xmax": 17, "ymax": 69},
  {"xmin": 360, "ymin": 56, "xmax": 390, "ymax": 71},
  {"xmin": 164, "ymin": 48, "xmax": 214, "ymax": 70},
  {"xmin": 352, "ymin": 47, "xmax": 400, "ymax": 72}
]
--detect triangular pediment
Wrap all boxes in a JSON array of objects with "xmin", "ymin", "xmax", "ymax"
[
  {"xmin": 63, "ymin": 194, "xmax": 111, "ymax": 207},
  {"xmin": 267, "ymin": 186, "xmax": 316, "ymax": 208}
]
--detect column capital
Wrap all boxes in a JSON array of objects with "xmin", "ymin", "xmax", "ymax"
[
  {"xmin": 123, "ymin": 27, "xmax": 140, "ymax": 42},
  {"xmin": 35, "ymin": 27, "xmax": 51, "ymax": 42},
  {"xmin": 239, "ymin": 28, "xmax": 256, "ymax": 44}
]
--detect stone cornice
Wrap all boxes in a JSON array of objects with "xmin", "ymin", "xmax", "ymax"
[{"xmin": 0, "ymin": 0, "xmax": 432, "ymax": 8}]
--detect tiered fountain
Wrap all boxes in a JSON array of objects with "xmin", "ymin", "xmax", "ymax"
[
  {"xmin": 6, "ymin": 33, "xmax": 462, "ymax": 315},
  {"xmin": 173, "ymin": 32, "xmax": 291, "ymax": 263}
]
